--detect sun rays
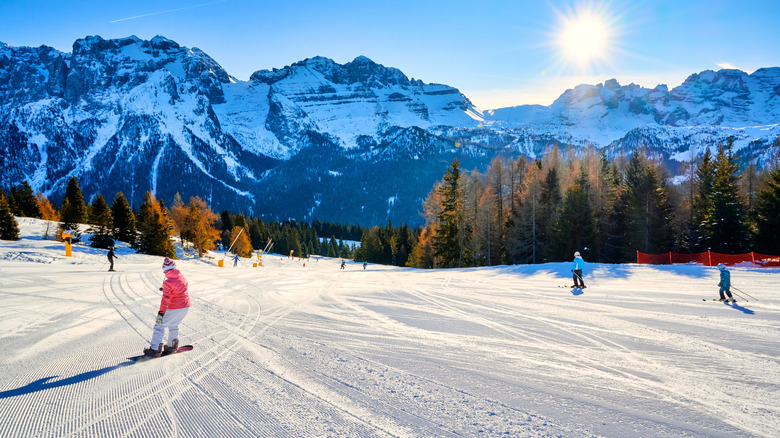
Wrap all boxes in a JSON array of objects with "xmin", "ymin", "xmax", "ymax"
[{"xmin": 547, "ymin": 2, "xmax": 624, "ymax": 74}]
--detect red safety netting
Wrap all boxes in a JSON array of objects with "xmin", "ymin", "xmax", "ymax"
[{"xmin": 637, "ymin": 251, "xmax": 780, "ymax": 267}]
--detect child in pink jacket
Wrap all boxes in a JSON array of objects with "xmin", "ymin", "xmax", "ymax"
[{"xmin": 143, "ymin": 257, "xmax": 191, "ymax": 357}]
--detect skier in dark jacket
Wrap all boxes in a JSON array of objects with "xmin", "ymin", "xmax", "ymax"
[
  {"xmin": 107, "ymin": 247, "xmax": 117, "ymax": 272},
  {"xmin": 717, "ymin": 263, "xmax": 735, "ymax": 302}
]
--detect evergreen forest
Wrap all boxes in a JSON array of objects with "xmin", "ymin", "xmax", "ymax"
[{"xmin": 2, "ymin": 138, "xmax": 779, "ymax": 270}]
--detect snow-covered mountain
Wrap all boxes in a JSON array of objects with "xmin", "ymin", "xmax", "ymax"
[
  {"xmin": 1, "ymin": 35, "xmax": 778, "ymax": 225},
  {"xmin": 483, "ymin": 71, "xmax": 780, "ymax": 170}
]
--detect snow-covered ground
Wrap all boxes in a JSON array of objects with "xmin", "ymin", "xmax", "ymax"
[{"xmin": 1, "ymin": 218, "xmax": 778, "ymax": 437}]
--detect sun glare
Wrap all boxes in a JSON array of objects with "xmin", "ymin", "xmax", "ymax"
[
  {"xmin": 561, "ymin": 14, "xmax": 609, "ymax": 64},
  {"xmin": 552, "ymin": 4, "xmax": 618, "ymax": 72}
]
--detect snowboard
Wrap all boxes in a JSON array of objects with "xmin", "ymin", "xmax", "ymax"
[{"xmin": 129, "ymin": 345, "xmax": 194, "ymax": 362}]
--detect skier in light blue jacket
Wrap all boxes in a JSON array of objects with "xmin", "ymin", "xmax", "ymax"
[
  {"xmin": 571, "ymin": 251, "xmax": 586, "ymax": 288},
  {"xmin": 717, "ymin": 263, "xmax": 735, "ymax": 302}
]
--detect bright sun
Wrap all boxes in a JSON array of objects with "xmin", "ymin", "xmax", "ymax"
[{"xmin": 556, "ymin": 7, "xmax": 614, "ymax": 70}]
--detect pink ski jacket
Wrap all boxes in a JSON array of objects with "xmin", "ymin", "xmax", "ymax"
[{"xmin": 159, "ymin": 269, "xmax": 191, "ymax": 313}]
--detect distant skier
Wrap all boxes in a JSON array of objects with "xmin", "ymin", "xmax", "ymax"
[
  {"xmin": 363, "ymin": 261, "xmax": 367, "ymax": 270},
  {"xmin": 107, "ymin": 247, "xmax": 117, "ymax": 272},
  {"xmin": 233, "ymin": 254, "xmax": 239, "ymax": 267},
  {"xmin": 143, "ymin": 257, "xmax": 191, "ymax": 358},
  {"xmin": 571, "ymin": 251, "xmax": 586, "ymax": 288},
  {"xmin": 717, "ymin": 263, "xmax": 735, "ymax": 303},
  {"xmin": 341, "ymin": 260, "xmax": 346, "ymax": 270}
]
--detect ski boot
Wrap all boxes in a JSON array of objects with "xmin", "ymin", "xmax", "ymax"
[
  {"xmin": 143, "ymin": 343, "xmax": 163, "ymax": 358},
  {"xmin": 163, "ymin": 339, "xmax": 179, "ymax": 355}
]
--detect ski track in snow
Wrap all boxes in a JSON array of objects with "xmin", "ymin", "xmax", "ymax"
[{"xmin": 1, "ymin": 219, "xmax": 779, "ymax": 437}]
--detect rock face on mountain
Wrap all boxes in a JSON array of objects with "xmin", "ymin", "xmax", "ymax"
[{"xmin": 1, "ymin": 36, "xmax": 778, "ymax": 226}]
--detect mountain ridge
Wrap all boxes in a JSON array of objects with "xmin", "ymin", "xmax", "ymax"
[{"xmin": 1, "ymin": 35, "xmax": 778, "ymax": 226}]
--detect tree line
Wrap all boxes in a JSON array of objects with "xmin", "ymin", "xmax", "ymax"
[
  {"xmin": 0, "ymin": 177, "xmax": 359, "ymax": 261},
  {"xmin": 407, "ymin": 138, "xmax": 780, "ymax": 268},
  {"xmin": 2, "ymin": 138, "xmax": 778, "ymax": 269}
]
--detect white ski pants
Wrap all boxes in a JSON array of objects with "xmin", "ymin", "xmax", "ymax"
[{"xmin": 150, "ymin": 307, "xmax": 189, "ymax": 348}]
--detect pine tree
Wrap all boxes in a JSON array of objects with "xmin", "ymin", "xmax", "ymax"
[
  {"xmin": 135, "ymin": 191, "xmax": 175, "ymax": 257},
  {"xmin": 11, "ymin": 181, "xmax": 41, "ymax": 218},
  {"xmin": 754, "ymin": 167, "xmax": 780, "ymax": 254},
  {"xmin": 691, "ymin": 149, "xmax": 716, "ymax": 251},
  {"xmin": 59, "ymin": 176, "xmax": 87, "ymax": 240},
  {"xmin": 220, "ymin": 210, "xmax": 235, "ymax": 249},
  {"xmin": 621, "ymin": 154, "xmax": 675, "ymax": 257},
  {"xmin": 593, "ymin": 156, "xmax": 624, "ymax": 262},
  {"xmin": 88, "ymin": 194, "xmax": 114, "ymax": 249},
  {"xmin": 709, "ymin": 141, "xmax": 749, "ymax": 253},
  {"xmin": 6, "ymin": 189, "xmax": 19, "ymax": 216},
  {"xmin": 111, "ymin": 193, "xmax": 136, "ymax": 244},
  {"xmin": 0, "ymin": 191, "xmax": 20, "ymax": 240},
  {"xmin": 248, "ymin": 222, "xmax": 264, "ymax": 251},
  {"xmin": 548, "ymin": 169, "xmax": 595, "ymax": 261},
  {"xmin": 538, "ymin": 166, "xmax": 562, "ymax": 262},
  {"xmin": 434, "ymin": 158, "xmax": 472, "ymax": 268}
]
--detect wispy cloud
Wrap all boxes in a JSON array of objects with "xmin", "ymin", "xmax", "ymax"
[{"xmin": 110, "ymin": 0, "xmax": 229, "ymax": 23}]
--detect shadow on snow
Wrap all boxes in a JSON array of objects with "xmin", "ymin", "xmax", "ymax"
[
  {"xmin": 725, "ymin": 302, "xmax": 755, "ymax": 315},
  {"xmin": 0, "ymin": 360, "xmax": 134, "ymax": 399}
]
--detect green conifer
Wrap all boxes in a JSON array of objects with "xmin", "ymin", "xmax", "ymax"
[
  {"xmin": 59, "ymin": 177, "xmax": 87, "ymax": 239},
  {"xmin": 11, "ymin": 181, "xmax": 41, "ymax": 218},
  {"xmin": 111, "ymin": 192, "xmax": 136, "ymax": 244},
  {"xmin": 434, "ymin": 158, "xmax": 471, "ymax": 268},
  {"xmin": 0, "ymin": 192, "xmax": 20, "ymax": 240},
  {"xmin": 88, "ymin": 195, "xmax": 114, "ymax": 249},
  {"xmin": 708, "ymin": 140, "xmax": 749, "ymax": 253},
  {"xmin": 755, "ymin": 167, "xmax": 780, "ymax": 254}
]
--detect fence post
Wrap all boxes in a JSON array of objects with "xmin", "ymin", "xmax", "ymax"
[
  {"xmin": 708, "ymin": 250, "xmax": 712, "ymax": 266},
  {"xmin": 751, "ymin": 252, "xmax": 755, "ymax": 267},
  {"xmin": 636, "ymin": 250, "xmax": 639, "ymax": 264},
  {"xmin": 669, "ymin": 252, "xmax": 672, "ymax": 265}
]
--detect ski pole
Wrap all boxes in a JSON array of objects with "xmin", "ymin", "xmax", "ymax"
[
  {"xmin": 573, "ymin": 271, "xmax": 588, "ymax": 286},
  {"xmin": 99, "ymin": 261, "xmax": 108, "ymax": 272},
  {"xmin": 732, "ymin": 286, "xmax": 758, "ymax": 301},
  {"xmin": 729, "ymin": 289, "xmax": 749, "ymax": 302}
]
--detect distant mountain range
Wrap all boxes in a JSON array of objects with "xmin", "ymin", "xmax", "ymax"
[{"xmin": 1, "ymin": 35, "xmax": 778, "ymax": 226}]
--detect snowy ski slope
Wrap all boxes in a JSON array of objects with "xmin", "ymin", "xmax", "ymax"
[{"xmin": 1, "ymin": 218, "xmax": 778, "ymax": 437}]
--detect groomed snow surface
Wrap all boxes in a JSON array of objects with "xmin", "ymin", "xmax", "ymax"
[{"xmin": 1, "ymin": 218, "xmax": 778, "ymax": 437}]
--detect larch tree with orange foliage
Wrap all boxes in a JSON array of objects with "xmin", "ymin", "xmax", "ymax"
[
  {"xmin": 184, "ymin": 197, "xmax": 220, "ymax": 257},
  {"xmin": 37, "ymin": 192, "xmax": 59, "ymax": 240},
  {"xmin": 228, "ymin": 226, "xmax": 253, "ymax": 257}
]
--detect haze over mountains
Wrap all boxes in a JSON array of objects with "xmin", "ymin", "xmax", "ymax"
[{"xmin": 1, "ymin": 35, "xmax": 778, "ymax": 225}]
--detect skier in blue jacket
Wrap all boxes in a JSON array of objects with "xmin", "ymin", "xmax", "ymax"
[
  {"xmin": 717, "ymin": 263, "xmax": 735, "ymax": 302},
  {"xmin": 571, "ymin": 251, "xmax": 586, "ymax": 288}
]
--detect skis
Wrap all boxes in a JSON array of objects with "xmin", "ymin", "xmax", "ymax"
[{"xmin": 129, "ymin": 345, "xmax": 193, "ymax": 362}]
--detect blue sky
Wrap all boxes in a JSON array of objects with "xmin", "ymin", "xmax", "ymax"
[{"xmin": 1, "ymin": 0, "xmax": 779, "ymax": 109}]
